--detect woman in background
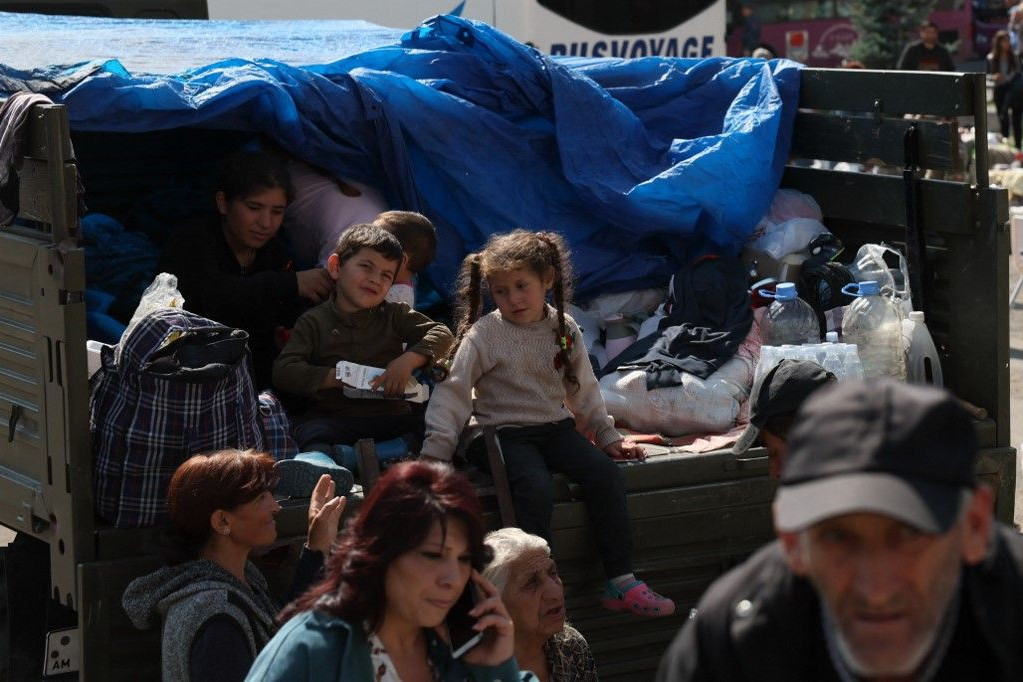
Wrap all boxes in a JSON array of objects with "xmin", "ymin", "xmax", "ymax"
[
  {"xmin": 246, "ymin": 460, "xmax": 527, "ymax": 681},
  {"xmin": 123, "ymin": 449, "xmax": 345, "ymax": 682},
  {"xmin": 483, "ymin": 528, "xmax": 597, "ymax": 682},
  {"xmin": 158, "ymin": 149, "xmax": 333, "ymax": 388},
  {"xmin": 987, "ymin": 30, "xmax": 1022, "ymax": 149}
]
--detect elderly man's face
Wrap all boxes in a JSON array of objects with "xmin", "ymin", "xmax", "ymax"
[
  {"xmin": 779, "ymin": 490, "xmax": 991, "ymax": 678},
  {"xmin": 501, "ymin": 549, "xmax": 566, "ymax": 641}
]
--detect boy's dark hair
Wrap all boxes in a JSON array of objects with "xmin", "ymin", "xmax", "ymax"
[
  {"xmin": 373, "ymin": 211, "xmax": 438, "ymax": 274},
  {"xmin": 333, "ymin": 223, "xmax": 403, "ymax": 265},
  {"xmin": 920, "ymin": 20, "xmax": 939, "ymax": 31},
  {"xmin": 217, "ymin": 149, "xmax": 294, "ymax": 204}
]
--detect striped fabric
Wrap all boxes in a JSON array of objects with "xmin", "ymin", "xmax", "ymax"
[{"xmin": 90, "ymin": 308, "xmax": 266, "ymax": 527}]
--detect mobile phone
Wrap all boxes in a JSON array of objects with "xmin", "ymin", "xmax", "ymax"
[{"xmin": 445, "ymin": 583, "xmax": 484, "ymax": 658}]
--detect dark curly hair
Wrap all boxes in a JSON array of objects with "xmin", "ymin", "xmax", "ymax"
[{"xmin": 279, "ymin": 461, "xmax": 493, "ymax": 630}]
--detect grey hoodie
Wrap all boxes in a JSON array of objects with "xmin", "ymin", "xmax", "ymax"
[{"xmin": 122, "ymin": 559, "xmax": 278, "ymax": 682}]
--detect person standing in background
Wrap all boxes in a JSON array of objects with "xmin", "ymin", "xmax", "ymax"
[
  {"xmin": 987, "ymin": 30, "xmax": 1023, "ymax": 148},
  {"xmin": 897, "ymin": 20, "xmax": 955, "ymax": 71}
]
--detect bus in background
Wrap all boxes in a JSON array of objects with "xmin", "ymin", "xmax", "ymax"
[
  {"xmin": 725, "ymin": 0, "xmax": 998, "ymax": 66},
  {"xmin": 0, "ymin": 1, "xmax": 726, "ymax": 59},
  {"xmin": 204, "ymin": 0, "xmax": 726, "ymax": 58}
]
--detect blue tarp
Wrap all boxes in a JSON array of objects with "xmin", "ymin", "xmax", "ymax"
[{"xmin": 0, "ymin": 12, "xmax": 801, "ymax": 299}]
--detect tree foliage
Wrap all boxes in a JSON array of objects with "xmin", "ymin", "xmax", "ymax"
[{"xmin": 847, "ymin": 0, "xmax": 936, "ymax": 68}]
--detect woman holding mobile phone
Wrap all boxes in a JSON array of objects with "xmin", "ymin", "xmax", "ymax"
[{"xmin": 247, "ymin": 460, "xmax": 529, "ymax": 681}]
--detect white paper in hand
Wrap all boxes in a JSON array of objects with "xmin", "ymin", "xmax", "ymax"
[{"xmin": 335, "ymin": 361, "xmax": 429, "ymax": 403}]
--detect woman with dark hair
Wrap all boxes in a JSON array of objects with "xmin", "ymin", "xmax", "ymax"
[
  {"xmin": 157, "ymin": 148, "xmax": 334, "ymax": 389},
  {"xmin": 122, "ymin": 449, "xmax": 345, "ymax": 682},
  {"xmin": 988, "ymin": 30, "xmax": 1023, "ymax": 148},
  {"xmin": 246, "ymin": 460, "xmax": 526, "ymax": 681}
]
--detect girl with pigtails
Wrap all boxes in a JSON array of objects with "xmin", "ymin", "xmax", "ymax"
[{"xmin": 420, "ymin": 229, "xmax": 675, "ymax": 618}]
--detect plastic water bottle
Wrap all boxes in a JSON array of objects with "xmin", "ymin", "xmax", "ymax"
[
  {"xmin": 843, "ymin": 344, "xmax": 865, "ymax": 379},
  {"xmin": 820, "ymin": 333, "xmax": 845, "ymax": 377},
  {"xmin": 841, "ymin": 281, "xmax": 905, "ymax": 380},
  {"xmin": 902, "ymin": 311, "xmax": 943, "ymax": 386},
  {"xmin": 760, "ymin": 282, "xmax": 820, "ymax": 346}
]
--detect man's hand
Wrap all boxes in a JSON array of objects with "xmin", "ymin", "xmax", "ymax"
[
  {"xmin": 604, "ymin": 440, "xmax": 646, "ymax": 462},
  {"xmin": 296, "ymin": 268, "xmax": 333, "ymax": 303},
  {"xmin": 306, "ymin": 474, "xmax": 346, "ymax": 554},
  {"xmin": 370, "ymin": 352, "xmax": 426, "ymax": 397}
]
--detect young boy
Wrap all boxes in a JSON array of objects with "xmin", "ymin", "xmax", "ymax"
[
  {"xmin": 272, "ymin": 224, "xmax": 453, "ymax": 454},
  {"xmin": 372, "ymin": 210, "xmax": 438, "ymax": 309}
]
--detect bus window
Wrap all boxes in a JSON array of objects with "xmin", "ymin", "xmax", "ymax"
[{"xmin": 538, "ymin": 0, "xmax": 719, "ymax": 35}]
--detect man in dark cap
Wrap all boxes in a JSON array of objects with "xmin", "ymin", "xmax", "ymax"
[
  {"xmin": 733, "ymin": 359, "xmax": 836, "ymax": 478},
  {"xmin": 658, "ymin": 380, "xmax": 1023, "ymax": 681}
]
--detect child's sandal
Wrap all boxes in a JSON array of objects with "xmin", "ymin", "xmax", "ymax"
[{"xmin": 600, "ymin": 579, "xmax": 676, "ymax": 618}]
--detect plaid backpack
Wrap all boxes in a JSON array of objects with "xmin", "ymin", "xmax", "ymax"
[
  {"xmin": 90, "ymin": 308, "xmax": 267, "ymax": 527},
  {"xmin": 257, "ymin": 389, "xmax": 298, "ymax": 461}
]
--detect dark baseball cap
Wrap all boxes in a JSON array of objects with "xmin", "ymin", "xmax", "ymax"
[
  {"xmin": 774, "ymin": 379, "xmax": 977, "ymax": 534},
  {"xmin": 732, "ymin": 359, "xmax": 835, "ymax": 455}
]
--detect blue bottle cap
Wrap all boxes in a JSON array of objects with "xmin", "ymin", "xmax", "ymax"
[
  {"xmin": 775, "ymin": 282, "xmax": 797, "ymax": 300},
  {"xmin": 858, "ymin": 280, "xmax": 880, "ymax": 296}
]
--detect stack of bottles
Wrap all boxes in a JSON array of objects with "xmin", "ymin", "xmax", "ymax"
[
  {"xmin": 755, "ymin": 336, "xmax": 864, "ymax": 386},
  {"xmin": 753, "ymin": 277, "xmax": 944, "ymax": 389}
]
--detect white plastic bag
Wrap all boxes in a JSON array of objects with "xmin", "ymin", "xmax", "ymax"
[
  {"xmin": 846, "ymin": 243, "xmax": 913, "ymax": 315},
  {"xmin": 119, "ymin": 273, "xmax": 186, "ymax": 346},
  {"xmin": 567, "ymin": 304, "xmax": 601, "ymax": 353},
  {"xmin": 748, "ymin": 217, "xmax": 830, "ymax": 261},
  {"xmin": 581, "ymin": 288, "xmax": 665, "ymax": 322},
  {"xmin": 749, "ymin": 189, "xmax": 824, "ymax": 244}
]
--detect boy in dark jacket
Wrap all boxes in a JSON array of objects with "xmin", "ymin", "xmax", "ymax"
[{"xmin": 272, "ymin": 224, "xmax": 452, "ymax": 454}]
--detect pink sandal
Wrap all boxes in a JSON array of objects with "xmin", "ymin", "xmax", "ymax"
[{"xmin": 601, "ymin": 579, "xmax": 675, "ymax": 617}]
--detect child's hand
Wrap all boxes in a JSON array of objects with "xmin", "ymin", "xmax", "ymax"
[
  {"xmin": 604, "ymin": 440, "xmax": 646, "ymax": 462},
  {"xmin": 370, "ymin": 352, "xmax": 424, "ymax": 397},
  {"xmin": 321, "ymin": 370, "xmax": 343, "ymax": 390},
  {"xmin": 296, "ymin": 268, "xmax": 334, "ymax": 303}
]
